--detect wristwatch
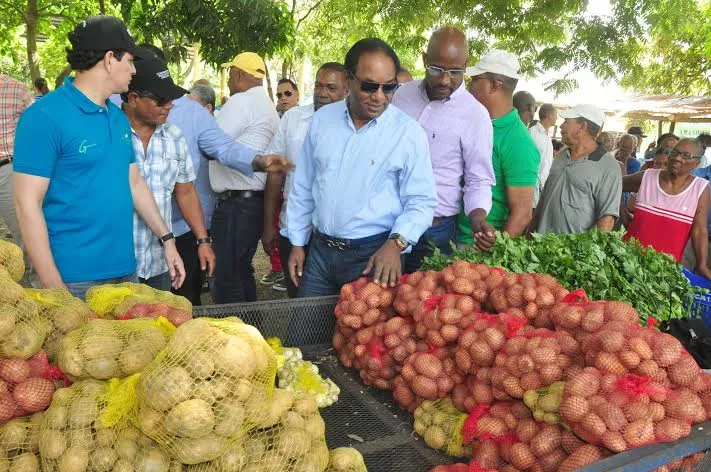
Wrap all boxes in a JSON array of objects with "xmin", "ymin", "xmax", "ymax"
[
  {"xmin": 252, "ymin": 154, "xmax": 263, "ymax": 171},
  {"xmin": 157, "ymin": 232, "xmax": 175, "ymax": 246},
  {"xmin": 389, "ymin": 233, "xmax": 410, "ymax": 251},
  {"xmin": 197, "ymin": 236, "xmax": 213, "ymax": 246}
]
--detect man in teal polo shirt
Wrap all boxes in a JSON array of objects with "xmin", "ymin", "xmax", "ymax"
[
  {"xmin": 13, "ymin": 16, "xmax": 185, "ymax": 299},
  {"xmin": 457, "ymin": 50, "xmax": 540, "ymax": 249}
]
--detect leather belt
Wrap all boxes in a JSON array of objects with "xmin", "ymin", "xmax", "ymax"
[
  {"xmin": 217, "ymin": 190, "xmax": 264, "ymax": 200},
  {"xmin": 314, "ymin": 230, "xmax": 389, "ymax": 252},
  {"xmin": 0, "ymin": 157, "xmax": 12, "ymax": 168}
]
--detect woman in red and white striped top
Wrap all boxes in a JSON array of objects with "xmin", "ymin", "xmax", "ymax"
[{"xmin": 623, "ymin": 138, "xmax": 711, "ymax": 278}]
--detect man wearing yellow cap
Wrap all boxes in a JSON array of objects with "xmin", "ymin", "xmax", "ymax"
[{"xmin": 209, "ymin": 52, "xmax": 280, "ymax": 303}]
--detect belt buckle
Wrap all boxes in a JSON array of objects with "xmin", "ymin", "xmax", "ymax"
[{"xmin": 325, "ymin": 239, "xmax": 347, "ymax": 251}]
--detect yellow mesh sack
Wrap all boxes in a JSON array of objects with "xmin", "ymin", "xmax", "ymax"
[
  {"xmin": 39, "ymin": 378, "xmax": 171, "ymax": 472},
  {"xmin": 134, "ymin": 317, "xmax": 278, "ymax": 464},
  {"xmin": 414, "ymin": 397, "xmax": 471, "ymax": 458},
  {"xmin": 86, "ymin": 283, "xmax": 192, "ymax": 326},
  {"xmin": 0, "ymin": 240, "xmax": 25, "ymax": 283},
  {"xmin": 57, "ymin": 317, "xmax": 175, "ymax": 381},
  {"xmin": 523, "ymin": 380, "xmax": 565, "ymax": 425},
  {"xmin": 25, "ymin": 288, "xmax": 93, "ymax": 360},
  {"xmin": 325, "ymin": 448, "xmax": 368, "ymax": 472},
  {"xmin": 187, "ymin": 393, "xmax": 329, "ymax": 472},
  {"xmin": 274, "ymin": 344, "xmax": 340, "ymax": 409},
  {"xmin": 0, "ymin": 269, "xmax": 45, "ymax": 360},
  {"xmin": 0, "ymin": 412, "xmax": 43, "ymax": 472}
]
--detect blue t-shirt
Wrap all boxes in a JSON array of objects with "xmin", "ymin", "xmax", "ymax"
[
  {"xmin": 627, "ymin": 158, "xmax": 641, "ymax": 174},
  {"xmin": 693, "ymin": 166, "xmax": 711, "ymax": 233},
  {"xmin": 13, "ymin": 77, "xmax": 136, "ymax": 282}
]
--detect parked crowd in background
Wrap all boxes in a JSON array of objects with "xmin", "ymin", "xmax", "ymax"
[{"xmin": 1, "ymin": 15, "xmax": 711, "ymax": 303}]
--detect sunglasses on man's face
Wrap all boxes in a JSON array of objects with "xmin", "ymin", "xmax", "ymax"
[
  {"xmin": 350, "ymin": 73, "xmax": 399, "ymax": 95},
  {"xmin": 276, "ymin": 90, "xmax": 294, "ymax": 99},
  {"xmin": 133, "ymin": 91, "xmax": 170, "ymax": 107}
]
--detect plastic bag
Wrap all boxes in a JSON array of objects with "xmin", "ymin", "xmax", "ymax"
[
  {"xmin": 86, "ymin": 282, "xmax": 192, "ymax": 326},
  {"xmin": 0, "ymin": 269, "xmax": 45, "ymax": 360},
  {"xmin": 26, "ymin": 288, "xmax": 93, "ymax": 360},
  {"xmin": 325, "ymin": 447, "xmax": 367, "ymax": 472},
  {"xmin": 414, "ymin": 397, "xmax": 471, "ymax": 457},
  {"xmin": 0, "ymin": 413, "xmax": 43, "ymax": 471},
  {"xmin": 57, "ymin": 317, "xmax": 174, "ymax": 380},
  {"xmin": 0, "ymin": 240, "xmax": 25, "ymax": 282},
  {"xmin": 39, "ymin": 378, "xmax": 171, "ymax": 472},
  {"xmin": 134, "ymin": 317, "xmax": 277, "ymax": 464}
]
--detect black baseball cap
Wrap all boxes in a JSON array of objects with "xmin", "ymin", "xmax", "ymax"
[
  {"xmin": 628, "ymin": 126, "xmax": 647, "ymax": 138},
  {"xmin": 128, "ymin": 48, "xmax": 188, "ymax": 101},
  {"xmin": 68, "ymin": 16, "xmax": 138, "ymax": 55}
]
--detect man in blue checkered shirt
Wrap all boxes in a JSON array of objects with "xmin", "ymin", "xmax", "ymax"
[{"xmin": 121, "ymin": 49, "xmax": 214, "ymax": 290}]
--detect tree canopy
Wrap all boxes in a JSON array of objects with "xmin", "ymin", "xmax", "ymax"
[{"xmin": 0, "ymin": 0, "xmax": 709, "ymax": 96}]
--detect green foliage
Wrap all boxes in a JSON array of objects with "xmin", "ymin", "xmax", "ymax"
[{"xmin": 422, "ymin": 230, "xmax": 700, "ymax": 323}]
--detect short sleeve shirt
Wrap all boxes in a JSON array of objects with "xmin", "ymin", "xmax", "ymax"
[
  {"xmin": 12, "ymin": 77, "xmax": 136, "ymax": 282},
  {"xmin": 457, "ymin": 109, "xmax": 539, "ymax": 243},
  {"xmin": 537, "ymin": 146, "xmax": 623, "ymax": 234}
]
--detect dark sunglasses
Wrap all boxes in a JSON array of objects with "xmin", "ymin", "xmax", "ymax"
[
  {"xmin": 276, "ymin": 90, "xmax": 294, "ymax": 99},
  {"xmin": 350, "ymin": 73, "xmax": 399, "ymax": 95},
  {"xmin": 133, "ymin": 91, "xmax": 170, "ymax": 107}
]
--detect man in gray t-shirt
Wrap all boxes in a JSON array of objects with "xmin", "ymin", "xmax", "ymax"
[{"xmin": 532, "ymin": 104, "xmax": 622, "ymax": 234}]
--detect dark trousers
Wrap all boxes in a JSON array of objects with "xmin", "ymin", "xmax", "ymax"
[
  {"xmin": 172, "ymin": 232, "xmax": 203, "ymax": 306},
  {"xmin": 403, "ymin": 216, "xmax": 456, "ymax": 273},
  {"xmin": 298, "ymin": 231, "xmax": 395, "ymax": 298},
  {"xmin": 278, "ymin": 234, "xmax": 308, "ymax": 299},
  {"xmin": 139, "ymin": 271, "xmax": 171, "ymax": 291},
  {"xmin": 210, "ymin": 195, "xmax": 264, "ymax": 304}
]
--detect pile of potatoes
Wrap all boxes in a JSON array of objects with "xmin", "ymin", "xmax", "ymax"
[
  {"xmin": 0, "ymin": 241, "xmax": 25, "ymax": 283},
  {"xmin": 57, "ymin": 319, "xmax": 171, "ymax": 381},
  {"xmin": 413, "ymin": 397, "xmax": 471, "ymax": 458},
  {"xmin": 0, "ymin": 413, "xmax": 43, "ymax": 472},
  {"xmin": 135, "ymin": 317, "xmax": 277, "ymax": 464},
  {"xmin": 0, "ymin": 272, "xmax": 45, "ymax": 361},
  {"xmin": 413, "ymin": 295, "xmax": 479, "ymax": 349}
]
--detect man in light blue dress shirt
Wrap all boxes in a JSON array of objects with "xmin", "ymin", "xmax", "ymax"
[{"xmin": 285, "ymin": 38, "xmax": 438, "ymax": 296}]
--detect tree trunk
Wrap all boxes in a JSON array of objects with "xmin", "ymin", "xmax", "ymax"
[
  {"xmin": 25, "ymin": 0, "xmax": 40, "ymax": 81},
  {"xmin": 264, "ymin": 61, "xmax": 274, "ymax": 101},
  {"xmin": 99, "ymin": 0, "xmax": 106, "ymax": 14},
  {"xmin": 281, "ymin": 60, "xmax": 289, "ymax": 79},
  {"xmin": 54, "ymin": 65, "xmax": 72, "ymax": 88}
]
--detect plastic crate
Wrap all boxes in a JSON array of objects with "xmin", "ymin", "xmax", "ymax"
[{"xmin": 682, "ymin": 268, "xmax": 711, "ymax": 328}]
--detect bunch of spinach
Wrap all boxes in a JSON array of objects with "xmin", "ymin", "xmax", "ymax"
[{"xmin": 422, "ymin": 230, "xmax": 700, "ymax": 322}]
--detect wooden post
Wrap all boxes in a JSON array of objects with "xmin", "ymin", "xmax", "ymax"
[
  {"xmin": 658, "ymin": 120, "xmax": 663, "ymax": 139},
  {"xmin": 670, "ymin": 120, "xmax": 677, "ymax": 133}
]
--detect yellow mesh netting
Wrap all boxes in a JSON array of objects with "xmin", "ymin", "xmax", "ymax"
[
  {"xmin": 523, "ymin": 381, "xmax": 565, "ymax": 425},
  {"xmin": 133, "ymin": 317, "xmax": 277, "ymax": 465},
  {"xmin": 0, "ymin": 412, "xmax": 43, "ymax": 471},
  {"xmin": 0, "ymin": 268, "xmax": 45, "ymax": 360},
  {"xmin": 57, "ymin": 317, "xmax": 174, "ymax": 381},
  {"xmin": 414, "ymin": 397, "xmax": 471, "ymax": 458},
  {"xmin": 26, "ymin": 288, "xmax": 93, "ymax": 360},
  {"xmin": 0, "ymin": 240, "xmax": 25, "ymax": 283},
  {"xmin": 325, "ymin": 447, "xmax": 368, "ymax": 472},
  {"xmin": 85, "ymin": 283, "xmax": 192, "ymax": 326}
]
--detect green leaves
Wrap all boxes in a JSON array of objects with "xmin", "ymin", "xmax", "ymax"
[{"xmin": 422, "ymin": 230, "xmax": 701, "ymax": 323}]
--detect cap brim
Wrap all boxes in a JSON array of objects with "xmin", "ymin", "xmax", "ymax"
[
  {"xmin": 559, "ymin": 110, "xmax": 581, "ymax": 119},
  {"xmin": 164, "ymin": 83, "xmax": 189, "ymax": 101},
  {"xmin": 465, "ymin": 65, "xmax": 485, "ymax": 77}
]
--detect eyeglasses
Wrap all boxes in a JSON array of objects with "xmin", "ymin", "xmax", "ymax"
[
  {"xmin": 470, "ymin": 75, "xmax": 504, "ymax": 86},
  {"xmin": 350, "ymin": 73, "xmax": 399, "ymax": 95},
  {"xmin": 276, "ymin": 90, "xmax": 294, "ymax": 99},
  {"xmin": 133, "ymin": 91, "xmax": 170, "ymax": 107},
  {"xmin": 426, "ymin": 66, "xmax": 464, "ymax": 79},
  {"xmin": 669, "ymin": 150, "xmax": 700, "ymax": 160}
]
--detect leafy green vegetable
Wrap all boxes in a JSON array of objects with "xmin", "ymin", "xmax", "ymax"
[{"xmin": 422, "ymin": 230, "xmax": 701, "ymax": 322}]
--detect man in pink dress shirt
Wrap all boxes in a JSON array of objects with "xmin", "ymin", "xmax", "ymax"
[{"xmin": 392, "ymin": 27, "xmax": 494, "ymax": 272}]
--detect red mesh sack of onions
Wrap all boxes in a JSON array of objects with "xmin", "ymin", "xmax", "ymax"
[
  {"xmin": 454, "ymin": 311, "xmax": 529, "ymax": 375},
  {"xmin": 0, "ymin": 350, "xmax": 66, "ymax": 423},
  {"xmin": 548, "ymin": 289, "xmax": 639, "ymax": 341},
  {"xmin": 335, "ymin": 277, "xmax": 395, "ymax": 331},
  {"xmin": 412, "ymin": 294, "xmax": 480, "ymax": 348},
  {"xmin": 394, "ymin": 347, "xmax": 464, "ymax": 410},
  {"xmin": 116, "ymin": 302, "xmax": 192, "ymax": 326},
  {"xmin": 489, "ymin": 328, "xmax": 580, "ymax": 400},
  {"xmin": 393, "ymin": 270, "xmax": 444, "ymax": 316},
  {"xmin": 486, "ymin": 272, "xmax": 570, "ymax": 328},
  {"xmin": 652, "ymin": 452, "xmax": 706, "ymax": 472},
  {"xmin": 451, "ymin": 367, "xmax": 496, "ymax": 411},
  {"xmin": 580, "ymin": 322, "xmax": 704, "ymax": 391},
  {"xmin": 461, "ymin": 402, "xmax": 531, "ymax": 446},
  {"xmin": 560, "ymin": 367, "xmax": 701, "ymax": 454}
]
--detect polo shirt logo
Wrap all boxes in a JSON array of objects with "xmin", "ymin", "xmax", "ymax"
[{"xmin": 79, "ymin": 140, "xmax": 97, "ymax": 154}]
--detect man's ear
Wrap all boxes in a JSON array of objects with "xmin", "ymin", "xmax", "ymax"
[
  {"xmin": 207, "ymin": 103, "xmax": 214, "ymax": 114},
  {"xmin": 422, "ymin": 52, "xmax": 428, "ymax": 67}
]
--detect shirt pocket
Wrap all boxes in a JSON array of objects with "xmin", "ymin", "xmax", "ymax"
[{"xmin": 562, "ymin": 172, "xmax": 594, "ymax": 210}]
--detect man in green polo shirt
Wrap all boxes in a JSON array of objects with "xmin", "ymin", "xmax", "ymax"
[
  {"xmin": 13, "ymin": 16, "xmax": 185, "ymax": 299},
  {"xmin": 457, "ymin": 50, "xmax": 540, "ymax": 249}
]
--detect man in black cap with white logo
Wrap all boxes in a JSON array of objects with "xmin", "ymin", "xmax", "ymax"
[
  {"xmin": 13, "ymin": 16, "xmax": 185, "ymax": 299},
  {"xmin": 121, "ymin": 48, "xmax": 213, "ymax": 291}
]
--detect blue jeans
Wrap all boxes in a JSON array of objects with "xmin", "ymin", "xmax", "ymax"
[
  {"xmin": 140, "ymin": 271, "xmax": 171, "ymax": 291},
  {"xmin": 210, "ymin": 195, "xmax": 263, "ymax": 304},
  {"xmin": 298, "ymin": 231, "xmax": 393, "ymax": 298},
  {"xmin": 65, "ymin": 272, "xmax": 138, "ymax": 301},
  {"xmin": 404, "ymin": 216, "xmax": 456, "ymax": 273}
]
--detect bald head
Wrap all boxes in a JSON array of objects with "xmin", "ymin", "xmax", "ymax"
[
  {"xmin": 513, "ymin": 91, "xmax": 536, "ymax": 126},
  {"xmin": 423, "ymin": 27, "xmax": 469, "ymax": 101}
]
